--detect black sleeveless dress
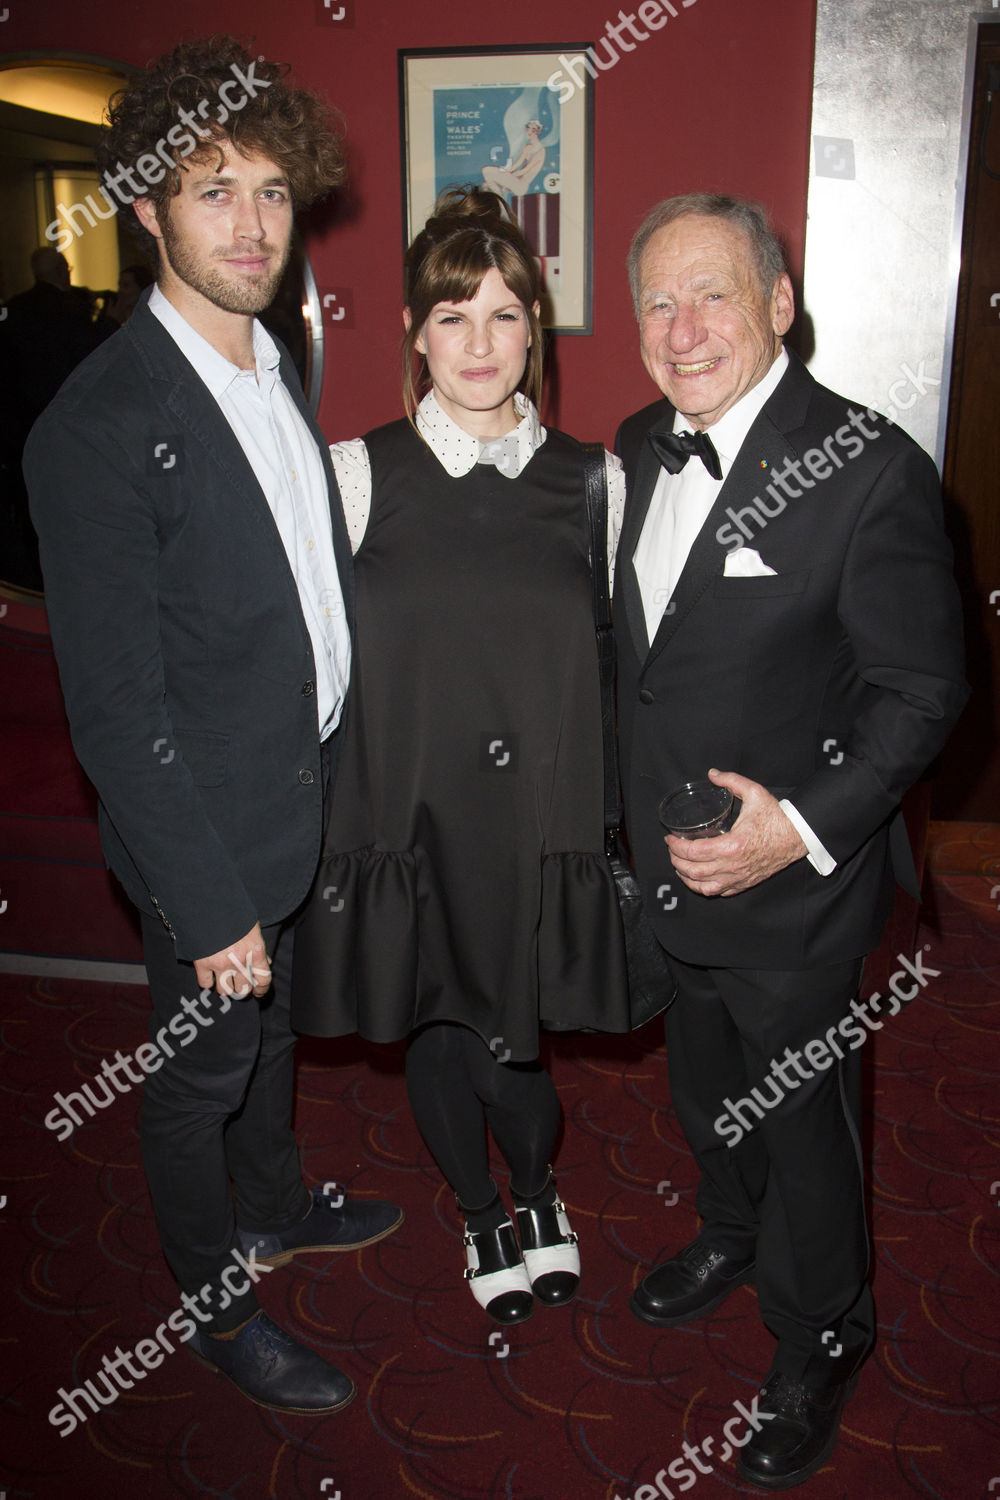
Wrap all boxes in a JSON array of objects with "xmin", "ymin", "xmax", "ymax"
[{"xmin": 292, "ymin": 418, "xmax": 630, "ymax": 1060}]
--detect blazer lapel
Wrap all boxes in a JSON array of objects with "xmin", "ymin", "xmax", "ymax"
[
  {"xmin": 643, "ymin": 395, "xmax": 803, "ymax": 666},
  {"xmin": 127, "ymin": 301, "xmax": 333, "ymax": 652},
  {"xmin": 161, "ymin": 374, "xmax": 275, "ymax": 524},
  {"xmin": 128, "ymin": 302, "xmax": 283, "ymax": 534}
]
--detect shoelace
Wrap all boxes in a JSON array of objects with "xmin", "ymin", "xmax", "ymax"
[
  {"xmin": 682, "ymin": 1244, "xmax": 725, "ymax": 1279},
  {"xmin": 242, "ymin": 1316, "xmax": 292, "ymax": 1374},
  {"xmin": 759, "ymin": 1373, "xmax": 812, "ymax": 1420}
]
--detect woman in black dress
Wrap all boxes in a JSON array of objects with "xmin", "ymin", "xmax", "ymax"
[{"xmin": 293, "ymin": 188, "xmax": 631, "ymax": 1325}]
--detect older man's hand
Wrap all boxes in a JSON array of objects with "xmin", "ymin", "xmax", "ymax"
[{"xmin": 665, "ymin": 768, "xmax": 807, "ymax": 897}]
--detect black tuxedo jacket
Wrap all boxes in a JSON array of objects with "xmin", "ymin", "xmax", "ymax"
[
  {"xmin": 613, "ymin": 352, "xmax": 967, "ymax": 969},
  {"xmin": 25, "ymin": 294, "xmax": 354, "ymax": 961}
]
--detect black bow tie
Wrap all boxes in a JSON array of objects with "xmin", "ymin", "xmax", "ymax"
[{"xmin": 648, "ymin": 428, "xmax": 723, "ymax": 482}]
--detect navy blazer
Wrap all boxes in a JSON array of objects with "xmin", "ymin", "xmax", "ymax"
[
  {"xmin": 613, "ymin": 352, "xmax": 967, "ymax": 969},
  {"xmin": 25, "ymin": 293, "xmax": 354, "ymax": 960}
]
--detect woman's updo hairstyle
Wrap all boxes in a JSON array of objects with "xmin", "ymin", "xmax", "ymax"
[{"xmin": 403, "ymin": 186, "xmax": 544, "ymax": 421}]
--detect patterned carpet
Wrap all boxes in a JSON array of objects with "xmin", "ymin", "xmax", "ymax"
[{"xmin": 2, "ymin": 869, "xmax": 998, "ymax": 1500}]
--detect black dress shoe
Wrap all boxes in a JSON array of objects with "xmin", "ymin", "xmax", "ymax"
[
  {"xmin": 737, "ymin": 1363, "xmax": 864, "ymax": 1490},
  {"xmin": 189, "ymin": 1311, "xmax": 355, "ymax": 1413},
  {"xmin": 630, "ymin": 1239, "xmax": 755, "ymax": 1327},
  {"xmin": 236, "ymin": 1186, "xmax": 403, "ymax": 1267}
]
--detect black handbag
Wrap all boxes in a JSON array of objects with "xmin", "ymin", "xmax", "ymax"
[{"xmin": 582, "ymin": 443, "xmax": 677, "ymax": 1028}]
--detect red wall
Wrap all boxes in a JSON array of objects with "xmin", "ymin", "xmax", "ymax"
[{"xmin": 8, "ymin": 0, "xmax": 817, "ymax": 448}]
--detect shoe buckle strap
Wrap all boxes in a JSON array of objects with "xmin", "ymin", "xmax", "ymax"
[
  {"xmin": 463, "ymin": 1220, "xmax": 521, "ymax": 1279},
  {"xmin": 514, "ymin": 1198, "xmax": 576, "ymax": 1251}
]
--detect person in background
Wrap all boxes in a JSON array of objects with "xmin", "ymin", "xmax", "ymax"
[
  {"xmin": 100, "ymin": 262, "xmax": 156, "ymax": 326},
  {"xmin": 293, "ymin": 186, "xmax": 632, "ymax": 1327},
  {"xmin": 0, "ymin": 248, "xmax": 104, "ymax": 588}
]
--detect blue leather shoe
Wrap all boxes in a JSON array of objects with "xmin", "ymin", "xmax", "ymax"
[
  {"xmin": 188, "ymin": 1311, "xmax": 355, "ymax": 1413},
  {"xmin": 236, "ymin": 1186, "xmax": 403, "ymax": 1267}
]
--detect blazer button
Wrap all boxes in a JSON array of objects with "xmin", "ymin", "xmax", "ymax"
[
  {"xmin": 301, "ymin": 680, "xmax": 315, "ymax": 696},
  {"xmin": 298, "ymin": 769, "xmax": 315, "ymax": 785},
  {"xmin": 639, "ymin": 688, "xmax": 655, "ymax": 705}
]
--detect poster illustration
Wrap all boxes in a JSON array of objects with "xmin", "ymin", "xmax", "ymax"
[
  {"xmin": 433, "ymin": 86, "xmax": 561, "ymax": 265},
  {"xmin": 400, "ymin": 49, "xmax": 592, "ymax": 333}
]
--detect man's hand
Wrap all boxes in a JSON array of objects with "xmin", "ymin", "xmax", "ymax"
[
  {"xmin": 665, "ymin": 768, "xmax": 807, "ymax": 897},
  {"xmin": 194, "ymin": 923, "xmax": 272, "ymax": 999}
]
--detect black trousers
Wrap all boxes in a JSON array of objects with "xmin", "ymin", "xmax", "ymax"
[
  {"xmin": 139, "ymin": 909, "xmax": 311, "ymax": 1332},
  {"xmin": 665, "ymin": 955, "xmax": 874, "ymax": 1377}
]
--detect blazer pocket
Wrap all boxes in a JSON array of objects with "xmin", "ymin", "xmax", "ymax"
[
  {"xmin": 713, "ymin": 569, "xmax": 811, "ymax": 598},
  {"xmin": 174, "ymin": 729, "xmax": 230, "ymax": 787}
]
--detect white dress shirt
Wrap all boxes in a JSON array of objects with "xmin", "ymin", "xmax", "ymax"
[
  {"xmin": 634, "ymin": 349, "xmax": 789, "ymax": 642},
  {"xmin": 331, "ymin": 390, "xmax": 625, "ymax": 583},
  {"xmin": 149, "ymin": 286, "xmax": 350, "ymax": 739},
  {"xmin": 633, "ymin": 348, "xmax": 835, "ymax": 876}
]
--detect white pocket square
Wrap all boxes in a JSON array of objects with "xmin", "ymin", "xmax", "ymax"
[{"xmin": 723, "ymin": 546, "xmax": 777, "ymax": 578}]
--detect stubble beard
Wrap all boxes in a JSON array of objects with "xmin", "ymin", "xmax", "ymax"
[{"xmin": 159, "ymin": 214, "xmax": 290, "ymax": 315}]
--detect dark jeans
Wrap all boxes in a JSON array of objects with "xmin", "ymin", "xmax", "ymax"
[
  {"xmin": 665, "ymin": 955, "xmax": 874, "ymax": 1377},
  {"xmin": 140, "ymin": 910, "xmax": 311, "ymax": 1332}
]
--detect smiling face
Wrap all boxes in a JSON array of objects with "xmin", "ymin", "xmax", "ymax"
[
  {"xmin": 135, "ymin": 140, "xmax": 293, "ymax": 321},
  {"xmin": 636, "ymin": 214, "xmax": 794, "ymax": 429},
  {"xmin": 412, "ymin": 265, "xmax": 537, "ymax": 438}
]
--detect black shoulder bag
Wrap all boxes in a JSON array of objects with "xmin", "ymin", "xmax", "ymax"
[{"xmin": 582, "ymin": 443, "xmax": 676, "ymax": 1029}]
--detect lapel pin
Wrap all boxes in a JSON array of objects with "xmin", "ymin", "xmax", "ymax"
[{"xmin": 759, "ymin": 458, "xmax": 769, "ymax": 469}]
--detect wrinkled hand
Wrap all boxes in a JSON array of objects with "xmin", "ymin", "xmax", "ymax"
[
  {"xmin": 665, "ymin": 769, "xmax": 807, "ymax": 897},
  {"xmin": 194, "ymin": 922, "xmax": 271, "ymax": 999}
]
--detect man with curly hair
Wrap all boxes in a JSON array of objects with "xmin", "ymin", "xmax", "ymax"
[{"xmin": 26, "ymin": 36, "xmax": 401, "ymax": 1416}]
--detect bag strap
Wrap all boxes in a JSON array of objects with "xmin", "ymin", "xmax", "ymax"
[{"xmin": 581, "ymin": 443, "xmax": 623, "ymax": 840}]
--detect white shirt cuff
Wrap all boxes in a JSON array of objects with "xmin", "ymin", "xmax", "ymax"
[{"xmin": 779, "ymin": 799, "xmax": 837, "ymax": 876}]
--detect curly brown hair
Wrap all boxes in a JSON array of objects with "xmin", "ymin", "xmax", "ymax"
[
  {"xmin": 97, "ymin": 35, "xmax": 345, "ymax": 258},
  {"xmin": 402, "ymin": 186, "xmax": 544, "ymax": 423}
]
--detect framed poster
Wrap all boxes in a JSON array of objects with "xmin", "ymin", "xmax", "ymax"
[{"xmin": 399, "ymin": 45, "xmax": 594, "ymax": 334}]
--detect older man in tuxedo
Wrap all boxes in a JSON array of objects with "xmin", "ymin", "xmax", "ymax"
[
  {"xmin": 613, "ymin": 194, "xmax": 966, "ymax": 1488},
  {"xmin": 26, "ymin": 37, "xmax": 400, "ymax": 1418}
]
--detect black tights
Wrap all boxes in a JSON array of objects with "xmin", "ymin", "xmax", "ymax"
[{"xmin": 405, "ymin": 1023, "xmax": 561, "ymax": 1226}]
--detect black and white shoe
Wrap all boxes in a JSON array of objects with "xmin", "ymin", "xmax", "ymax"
[
  {"xmin": 463, "ymin": 1218, "xmax": 534, "ymax": 1324},
  {"xmin": 515, "ymin": 1193, "xmax": 580, "ymax": 1307}
]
